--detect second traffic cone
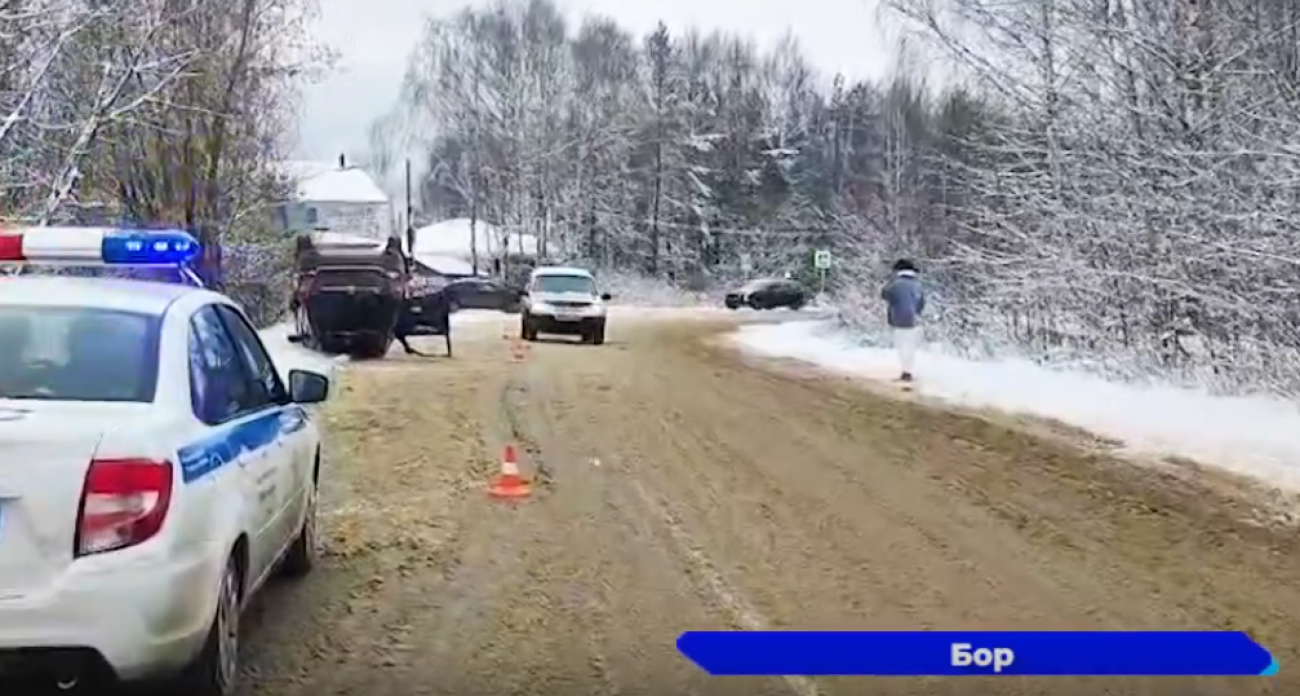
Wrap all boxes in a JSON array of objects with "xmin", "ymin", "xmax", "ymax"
[{"xmin": 488, "ymin": 445, "xmax": 530, "ymax": 498}]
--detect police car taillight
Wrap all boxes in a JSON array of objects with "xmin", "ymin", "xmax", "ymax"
[{"xmin": 75, "ymin": 458, "xmax": 173, "ymax": 556}]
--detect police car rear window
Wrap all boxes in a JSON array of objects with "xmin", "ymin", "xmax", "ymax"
[{"xmin": 0, "ymin": 307, "xmax": 160, "ymax": 402}]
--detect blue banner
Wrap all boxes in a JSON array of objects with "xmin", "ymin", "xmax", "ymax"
[{"xmin": 676, "ymin": 631, "xmax": 1277, "ymax": 676}]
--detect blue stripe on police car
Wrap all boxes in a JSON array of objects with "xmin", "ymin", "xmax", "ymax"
[{"xmin": 177, "ymin": 405, "xmax": 307, "ymax": 483}]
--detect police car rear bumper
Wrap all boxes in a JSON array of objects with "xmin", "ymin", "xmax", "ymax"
[{"xmin": 0, "ymin": 545, "xmax": 223, "ymax": 684}]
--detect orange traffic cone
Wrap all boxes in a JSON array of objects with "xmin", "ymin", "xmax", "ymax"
[{"xmin": 488, "ymin": 445, "xmax": 530, "ymax": 498}]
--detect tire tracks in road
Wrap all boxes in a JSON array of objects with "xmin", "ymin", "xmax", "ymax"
[
  {"xmin": 502, "ymin": 338, "xmax": 807, "ymax": 696},
  {"xmin": 235, "ymin": 315, "xmax": 1300, "ymax": 696}
]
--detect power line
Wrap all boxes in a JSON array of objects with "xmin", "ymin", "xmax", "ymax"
[{"xmin": 480, "ymin": 209, "xmax": 858, "ymax": 237}]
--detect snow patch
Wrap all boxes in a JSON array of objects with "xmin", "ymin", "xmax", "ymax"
[
  {"xmin": 258, "ymin": 322, "xmax": 344, "ymax": 379},
  {"xmin": 412, "ymin": 253, "xmax": 480, "ymax": 277},
  {"xmin": 452, "ymin": 309, "xmax": 514, "ymax": 324},
  {"xmin": 599, "ymin": 273, "xmax": 717, "ymax": 307},
  {"xmin": 732, "ymin": 320, "xmax": 1300, "ymax": 493},
  {"xmin": 412, "ymin": 218, "xmax": 538, "ymax": 258},
  {"xmin": 284, "ymin": 161, "xmax": 388, "ymax": 203}
]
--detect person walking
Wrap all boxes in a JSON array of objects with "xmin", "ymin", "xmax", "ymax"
[{"xmin": 880, "ymin": 258, "xmax": 926, "ymax": 382}]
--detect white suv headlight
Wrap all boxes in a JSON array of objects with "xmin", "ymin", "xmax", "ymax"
[{"xmin": 531, "ymin": 302, "xmax": 555, "ymax": 314}]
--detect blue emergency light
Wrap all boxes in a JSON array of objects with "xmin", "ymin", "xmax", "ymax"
[
  {"xmin": 0, "ymin": 226, "xmax": 204, "ymax": 284},
  {"xmin": 101, "ymin": 229, "xmax": 199, "ymax": 265}
]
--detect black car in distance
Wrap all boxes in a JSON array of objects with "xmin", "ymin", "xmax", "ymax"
[
  {"xmin": 442, "ymin": 277, "xmax": 523, "ymax": 313},
  {"xmin": 724, "ymin": 278, "xmax": 809, "ymax": 310}
]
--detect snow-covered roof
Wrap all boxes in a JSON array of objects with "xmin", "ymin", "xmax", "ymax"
[
  {"xmin": 411, "ymin": 217, "xmax": 538, "ymax": 257},
  {"xmin": 412, "ymin": 253, "xmax": 481, "ymax": 276},
  {"xmin": 532, "ymin": 266, "xmax": 593, "ymax": 278},
  {"xmin": 282, "ymin": 160, "xmax": 389, "ymax": 204}
]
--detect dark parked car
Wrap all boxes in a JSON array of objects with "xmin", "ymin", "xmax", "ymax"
[
  {"xmin": 443, "ymin": 277, "xmax": 523, "ymax": 313},
  {"xmin": 724, "ymin": 278, "xmax": 808, "ymax": 310}
]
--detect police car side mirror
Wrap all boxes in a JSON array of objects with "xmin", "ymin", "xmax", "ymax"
[
  {"xmin": 600, "ymin": 293, "xmax": 612, "ymax": 301},
  {"xmin": 288, "ymin": 369, "xmax": 329, "ymax": 404}
]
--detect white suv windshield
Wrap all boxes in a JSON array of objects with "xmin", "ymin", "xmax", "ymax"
[
  {"xmin": 0, "ymin": 306, "xmax": 160, "ymax": 402},
  {"xmin": 532, "ymin": 274, "xmax": 595, "ymax": 295}
]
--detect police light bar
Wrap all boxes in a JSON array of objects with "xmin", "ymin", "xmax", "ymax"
[{"xmin": 0, "ymin": 226, "xmax": 201, "ymax": 266}]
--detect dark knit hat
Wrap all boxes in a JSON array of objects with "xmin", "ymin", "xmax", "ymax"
[{"xmin": 892, "ymin": 258, "xmax": 917, "ymax": 272}]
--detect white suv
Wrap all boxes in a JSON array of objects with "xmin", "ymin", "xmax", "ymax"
[{"xmin": 519, "ymin": 266, "xmax": 611, "ymax": 344}]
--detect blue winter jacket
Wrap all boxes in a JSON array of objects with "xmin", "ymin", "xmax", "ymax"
[{"xmin": 880, "ymin": 270, "xmax": 925, "ymax": 328}]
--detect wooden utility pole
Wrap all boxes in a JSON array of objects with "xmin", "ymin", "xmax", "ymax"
[{"xmin": 404, "ymin": 158, "xmax": 414, "ymax": 254}]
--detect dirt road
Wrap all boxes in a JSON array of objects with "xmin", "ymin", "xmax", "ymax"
[{"xmin": 238, "ymin": 314, "xmax": 1299, "ymax": 696}]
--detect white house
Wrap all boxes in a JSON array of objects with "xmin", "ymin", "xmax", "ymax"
[
  {"xmin": 409, "ymin": 217, "xmax": 538, "ymax": 262},
  {"xmin": 278, "ymin": 157, "xmax": 393, "ymax": 240}
]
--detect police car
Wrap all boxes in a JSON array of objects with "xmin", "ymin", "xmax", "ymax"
[{"xmin": 0, "ymin": 227, "xmax": 329, "ymax": 694}]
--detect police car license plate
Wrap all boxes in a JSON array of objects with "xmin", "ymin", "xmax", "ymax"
[{"xmin": 555, "ymin": 310, "xmax": 581, "ymax": 321}]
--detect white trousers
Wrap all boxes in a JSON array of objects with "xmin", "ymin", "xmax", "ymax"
[{"xmin": 893, "ymin": 327, "xmax": 921, "ymax": 374}]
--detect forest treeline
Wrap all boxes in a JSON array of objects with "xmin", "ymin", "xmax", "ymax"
[{"xmin": 372, "ymin": 0, "xmax": 1300, "ymax": 394}]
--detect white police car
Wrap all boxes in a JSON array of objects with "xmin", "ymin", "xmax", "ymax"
[
  {"xmin": 519, "ymin": 266, "xmax": 612, "ymax": 344},
  {"xmin": 0, "ymin": 227, "xmax": 329, "ymax": 694}
]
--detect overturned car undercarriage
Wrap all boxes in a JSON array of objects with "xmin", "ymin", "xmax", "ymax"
[{"xmin": 289, "ymin": 233, "xmax": 452, "ymax": 359}]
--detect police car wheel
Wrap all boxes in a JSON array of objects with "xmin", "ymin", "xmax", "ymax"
[
  {"xmin": 280, "ymin": 488, "xmax": 317, "ymax": 578},
  {"xmin": 173, "ymin": 557, "xmax": 241, "ymax": 696}
]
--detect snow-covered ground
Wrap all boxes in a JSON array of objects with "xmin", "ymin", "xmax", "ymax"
[
  {"xmin": 256, "ymin": 309, "xmax": 526, "ymax": 376},
  {"xmin": 600, "ymin": 273, "xmax": 716, "ymax": 307},
  {"xmin": 258, "ymin": 323, "xmax": 343, "ymax": 379},
  {"xmin": 733, "ymin": 320, "xmax": 1300, "ymax": 494},
  {"xmin": 409, "ymin": 218, "xmax": 539, "ymax": 258}
]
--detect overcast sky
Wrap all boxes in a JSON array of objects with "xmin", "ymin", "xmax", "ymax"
[{"xmin": 295, "ymin": 0, "xmax": 903, "ymax": 162}]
